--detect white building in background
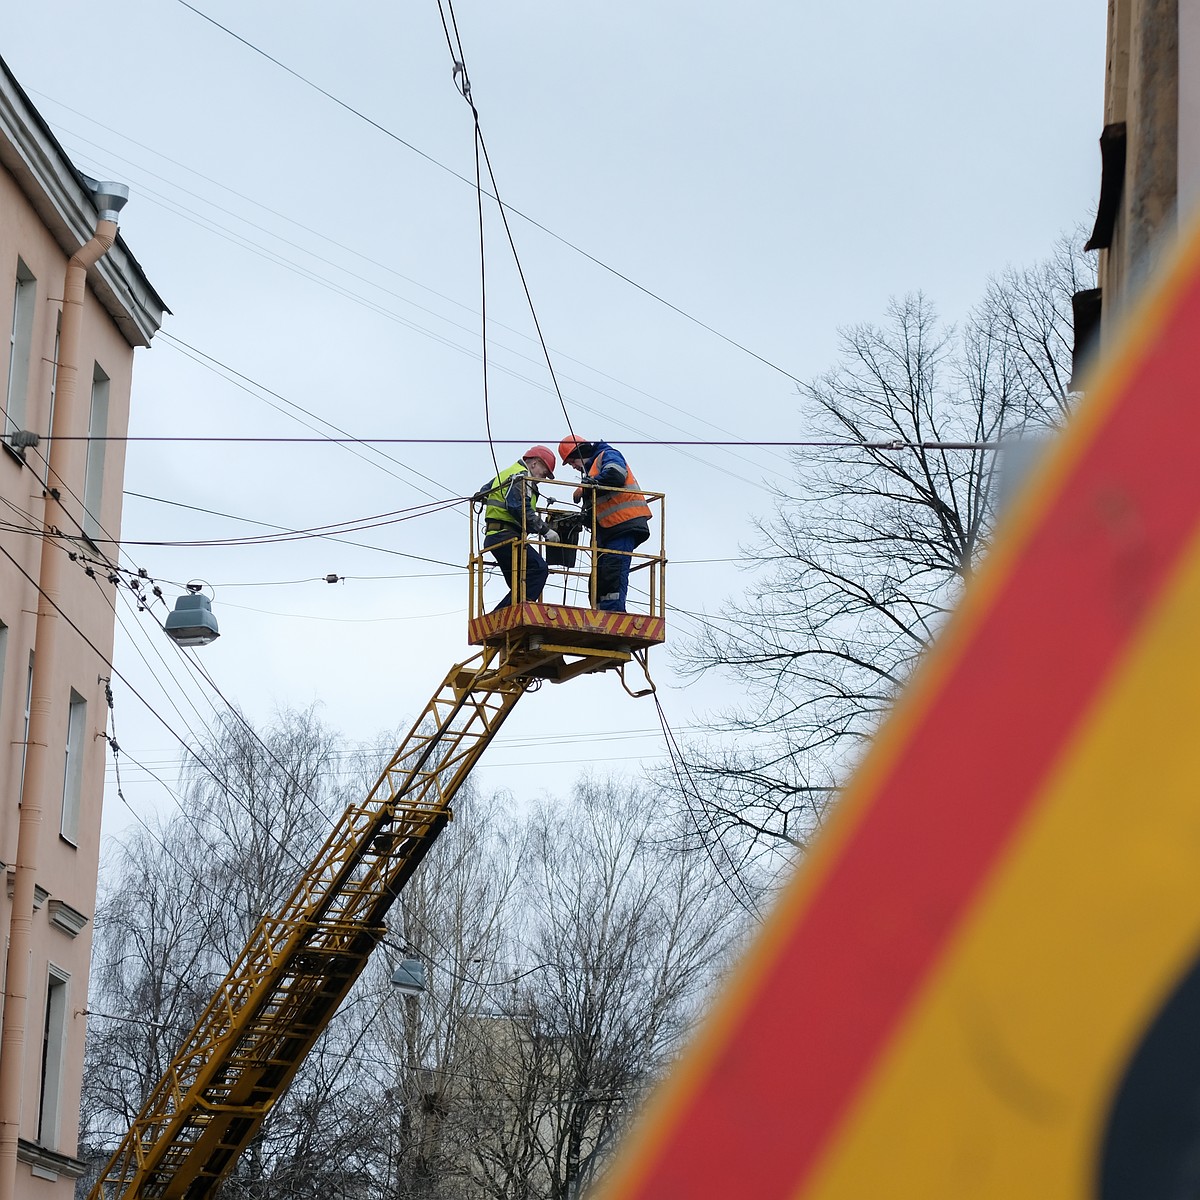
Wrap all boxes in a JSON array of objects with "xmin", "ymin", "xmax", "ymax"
[{"xmin": 0, "ymin": 55, "xmax": 164, "ymax": 1196}]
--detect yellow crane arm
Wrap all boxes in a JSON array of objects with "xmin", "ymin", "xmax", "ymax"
[{"xmin": 88, "ymin": 650, "xmax": 526, "ymax": 1200}]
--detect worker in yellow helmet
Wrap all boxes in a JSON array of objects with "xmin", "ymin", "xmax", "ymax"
[
  {"xmin": 559, "ymin": 436, "xmax": 651, "ymax": 612},
  {"xmin": 478, "ymin": 446, "xmax": 559, "ymax": 610}
]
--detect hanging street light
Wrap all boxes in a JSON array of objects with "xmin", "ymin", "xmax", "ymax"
[
  {"xmin": 390, "ymin": 957, "xmax": 427, "ymax": 997},
  {"xmin": 164, "ymin": 581, "xmax": 220, "ymax": 648}
]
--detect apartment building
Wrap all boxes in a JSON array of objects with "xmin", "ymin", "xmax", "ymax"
[{"xmin": 0, "ymin": 57, "xmax": 164, "ymax": 1195}]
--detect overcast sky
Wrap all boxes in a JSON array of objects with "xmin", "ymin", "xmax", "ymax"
[{"xmin": 3, "ymin": 0, "xmax": 1105, "ymax": 840}]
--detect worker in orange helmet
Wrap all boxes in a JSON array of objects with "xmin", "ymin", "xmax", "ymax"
[
  {"xmin": 477, "ymin": 446, "xmax": 559, "ymax": 610},
  {"xmin": 558, "ymin": 436, "xmax": 651, "ymax": 612}
]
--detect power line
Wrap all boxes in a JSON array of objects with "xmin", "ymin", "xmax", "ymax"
[
  {"xmin": 46, "ymin": 435, "xmax": 1005, "ymax": 449},
  {"xmin": 652, "ymin": 693, "xmax": 762, "ymax": 921},
  {"xmin": 52, "ymin": 119, "xmax": 797, "ymax": 487},
  {"xmin": 122, "ymin": 490, "xmax": 462, "ymax": 568},
  {"xmin": 434, "ymin": 0, "xmax": 577, "ymax": 456},
  {"xmin": 169, "ymin": 0, "xmax": 804, "ymax": 387},
  {"xmin": 46, "ymin": 101, "xmax": 788, "ymax": 477},
  {"xmin": 157, "ymin": 332, "xmax": 456, "ymax": 501}
]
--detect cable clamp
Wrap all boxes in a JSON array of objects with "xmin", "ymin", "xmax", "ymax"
[{"xmin": 452, "ymin": 60, "xmax": 473, "ymax": 105}]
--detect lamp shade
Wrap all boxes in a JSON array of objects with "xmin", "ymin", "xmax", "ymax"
[
  {"xmin": 164, "ymin": 592, "xmax": 219, "ymax": 647},
  {"xmin": 390, "ymin": 957, "xmax": 426, "ymax": 997}
]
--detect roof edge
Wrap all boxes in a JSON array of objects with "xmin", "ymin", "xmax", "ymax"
[{"xmin": 0, "ymin": 55, "xmax": 168, "ymax": 348}]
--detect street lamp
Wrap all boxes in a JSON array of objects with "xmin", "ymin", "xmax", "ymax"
[
  {"xmin": 164, "ymin": 581, "xmax": 219, "ymax": 648},
  {"xmin": 390, "ymin": 956, "xmax": 427, "ymax": 997}
]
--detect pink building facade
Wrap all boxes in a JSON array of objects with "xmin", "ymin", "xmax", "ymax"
[{"xmin": 0, "ymin": 58, "xmax": 163, "ymax": 1196}]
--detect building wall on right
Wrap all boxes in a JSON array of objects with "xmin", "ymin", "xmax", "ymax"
[
  {"xmin": 1092, "ymin": 0, "xmax": 1184, "ymax": 345},
  {"xmin": 1180, "ymin": 2, "xmax": 1200, "ymax": 215}
]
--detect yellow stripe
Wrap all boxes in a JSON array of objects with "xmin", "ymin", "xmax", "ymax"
[{"xmin": 800, "ymin": 523, "xmax": 1200, "ymax": 1198}]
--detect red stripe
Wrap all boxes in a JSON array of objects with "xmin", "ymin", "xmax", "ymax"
[{"xmin": 631, "ymin": 268, "xmax": 1200, "ymax": 1195}]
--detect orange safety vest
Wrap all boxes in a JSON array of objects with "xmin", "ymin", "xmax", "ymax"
[{"xmin": 589, "ymin": 456, "xmax": 651, "ymax": 528}]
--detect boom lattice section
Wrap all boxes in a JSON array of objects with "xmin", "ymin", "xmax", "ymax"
[{"xmin": 88, "ymin": 651, "xmax": 525, "ymax": 1200}]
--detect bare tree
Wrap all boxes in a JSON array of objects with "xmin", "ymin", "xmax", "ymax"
[
  {"xmin": 672, "ymin": 239, "xmax": 1092, "ymax": 875},
  {"xmin": 452, "ymin": 776, "xmax": 745, "ymax": 1200},
  {"xmin": 369, "ymin": 780, "xmax": 528, "ymax": 1200},
  {"xmin": 82, "ymin": 706, "xmax": 390, "ymax": 1199},
  {"xmin": 84, "ymin": 725, "xmax": 748, "ymax": 1200}
]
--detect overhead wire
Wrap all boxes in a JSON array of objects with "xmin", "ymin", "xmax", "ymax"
[
  {"xmin": 58, "ymin": 119, "xmax": 794, "ymax": 489},
  {"xmin": 0, "ymin": 539, "xmax": 277, "ymax": 822},
  {"xmin": 651, "ymin": 693, "xmax": 762, "ymax": 920},
  {"xmin": 2, "ymin": 504, "xmax": 343, "ymax": 875},
  {"xmin": 59, "ymin": 434, "xmax": 1004, "ymax": 450},
  {"xmin": 119, "ymin": 587, "xmax": 350, "ymax": 848},
  {"xmin": 88, "ymin": 498, "xmax": 469, "ymax": 551},
  {"xmin": 6, "ymin": 480, "xmax": 753, "ymax": 671},
  {"xmin": 441, "ymin": 12, "xmax": 501, "ymax": 483},
  {"xmin": 122, "ymin": 490, "xmax": 461, "ymax": 568},
  {"xmin": 107, "ymin": 725, "xmax": 704, "ymax": 788},
  {"xmin": 167, "ymin": 0, "xmax": 804, "ymax": 389},
  {"xmin": 0, "ymin": 463, "xmax": 470, "ymax": 557},
  {"xmin": 435, "ymin": 0, "xmax": 576, "ymax": 456},
  {"xmin": 157, "ymin": 333, "xmax": 454, "ymax": 501},
  {"xmin": 56, "ymin": 104, "xmax": 791, "ymax": 492},
  {"xmin": 35, "ymin": 16, "xmax": 854, "ymax": 518},
  {"xmin": 54, "ymin": 16, "xmax": 796, "ymax": 499},
  {"xmin": 44, "ymin": 96, "xmax": 791, "ymax": 477}
]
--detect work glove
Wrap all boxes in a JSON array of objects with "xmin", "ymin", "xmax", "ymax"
[{"xmin": 544, "ymin": 528, "xmax": 560, "ymax": 542}]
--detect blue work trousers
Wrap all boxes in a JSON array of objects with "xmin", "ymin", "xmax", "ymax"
[
  {"xmin": 484, "ymin": 530, "xmax": 548, "ymax": 610},
  {"xmin": 594, "ymin": 532, "xmax": 641, "ymax": 611}
]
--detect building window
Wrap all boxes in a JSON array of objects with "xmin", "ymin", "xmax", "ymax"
[
  {"xmin": 3, "ymin": 261, "xmax": 37, "ymax": 447},
  {"xmin": 19, "ymin": 652, "xmax": 33, "ymax": 802},
  {"xmin": 82, "ymin": 365, "xmax": 109, "ymax": 542},
  {"xmin": 60, "ymin": 690, "xmax": 86, "ymax": 844},
  {"xmin": 37, "ymin": 968, "xmax": 69, "ymax": 1148}
]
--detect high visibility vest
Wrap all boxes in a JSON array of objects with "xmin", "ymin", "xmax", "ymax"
[
  {"xmin": 483, "ymin": 462, "xmax": 537, "ymax": 529},
  {"xmin": 589, "ymin": 457, "xmax": 651, "ymax": 528}
]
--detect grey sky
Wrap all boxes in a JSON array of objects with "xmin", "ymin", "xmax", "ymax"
[{"xmin": 3, "ymin": 0, "xmax": 1104, "ymax": 835}]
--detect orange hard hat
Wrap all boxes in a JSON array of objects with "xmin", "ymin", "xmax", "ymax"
[
  {"xmin": 522, "ymin": 445, "xmax": 556, "ymax": 477},
  {"xmin": 559, "ymin": 436, "xmax": 590, "ymax": 465}
]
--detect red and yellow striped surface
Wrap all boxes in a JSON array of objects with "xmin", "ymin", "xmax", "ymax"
[
  {"xmin": 469, "ymin": 602, "xmax": 665, "ymax": 647},
  {"xmin": 592, "ymin": 219, "xmax": 1200, "ymax": 1200}
]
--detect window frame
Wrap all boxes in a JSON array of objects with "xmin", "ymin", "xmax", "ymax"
[
  {"xmin": 81, "ymin": 363, "xmax": 109, "ymax": 543},
  {"xmin": 36, "ymin": 966, "xmax": 69, "ymax": 1148},
  {"xmin": 18, "ymin": 652, "xmax": 33, "ymax": 802},
  {"xmin": 3, "ymin": 260, "xmax": 37, "ymax": 454},
  {"xmin": 59, "ymin": 689, "xmax": 86, "ymax": 845}
]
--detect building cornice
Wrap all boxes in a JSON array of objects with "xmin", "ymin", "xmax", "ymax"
[
  {"xmin": 0, "ymin": 56, "xmax": 168, "ymax": 348},
  {"xmin": 17, "ymin": 1139, "xmax": 87, "ymax": 1181}
]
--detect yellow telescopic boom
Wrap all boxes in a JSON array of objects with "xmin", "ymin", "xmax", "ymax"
[{"xmin": 89, "ymin": 653, "xmax": 524, "ymax": 1199}]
